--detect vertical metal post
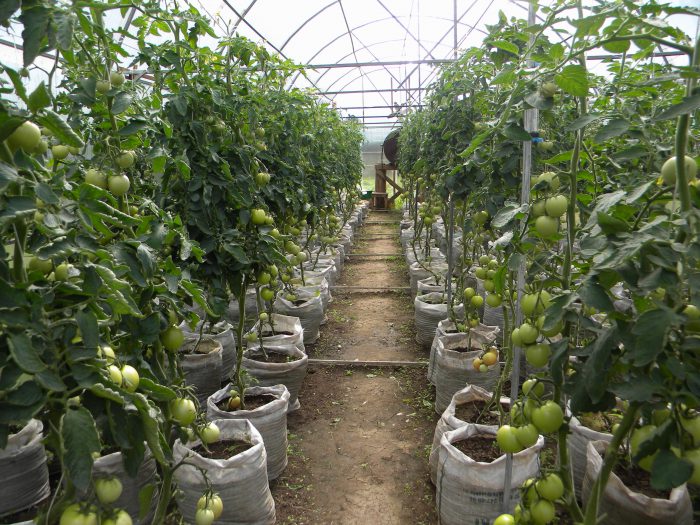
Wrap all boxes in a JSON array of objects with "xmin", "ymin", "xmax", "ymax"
[
  {"xmin": 453, "ymin": 0, "xmax": 458, "ymax": 59},
  {"xmin": 446, "ymin": 197, "xmax": 455, "ymax": 308},
  {"xmin": 503, "ymin": 0, "xmax": 538, "ymax": 513}
]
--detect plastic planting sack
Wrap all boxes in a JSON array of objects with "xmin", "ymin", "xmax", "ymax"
[
  {"xmin": 181, "ymin": 320, "xmax": 236, "ymax": 381},
  {"xmin": 409, "ymin": 261, "xmax": 449, "ymax": 298},
  {"xmin": 568, "ymin": 415, "xmax": 612, "ymax": 497},
  {"xmin": 582, "ymin": 441, "xmax": 693, "ymax": 525},
  {"xmin": 400, "ymin": 227, "xmax": 414, "ymax": 249},
  {"xmin": 207, "ymin": 385, "xmax": 290, "ymax": 480},
  {"xmin": 435, "ymin": 425, "xmax": 543, "ymax": 525},
  {"xmin": 173, "ymin": 418, "xmax": 275, "ymax": 525},
  {"xmin": 274, "ymin": 293, "xmax": 323, "ymax": 344},
  {"xmin": 0, "ymin": 420, "xmax": 50, "ymax": 517},
  {"xmin": 180, "ymin": 339, "xmax": 223, "ymax": 404},
  {"xmin": 243, "ymin": 344, "xmax": 308, "ymax": 412},
  {"xmin": 245, "ymin": 313, "xmax": 305, "ymax": 354},
  {"xmin": 433, "ymin": 333, "xmax": 500, "ymax": 414},
  {"xmin": 414, "ymin": 292, "xmax": 464, "ymax": 349},
  {"xmin": 297, "ymin": 275, "xmax": 332, "ymax": 312},
  {"xmin": 298, "ymin": 262, "xmax": 336, "ymax": 287},
  {"xmin": 405, "ymin": 242, "xmax": 442, "ymax": 266},
  {"xmin": 427, "ymin": 320, "xmax": 500, "ymax": 385},
  {"xmin": 416, "ymin": 276, "xmax": 455, "ymax": 295},
  {"xmin": 482, "ymin": 304, "xmax": 505, "ymax": 344},
  {"xmin": 92, "ymin": 449, "xmax": 157, "ymax": 525},
  {"xmin": 429, "ymin": 385, "xmax": 511, "ymax": 483},
  {"xmin": 226, "ymin": 288, "xmax": 260, "ymax": 330}
]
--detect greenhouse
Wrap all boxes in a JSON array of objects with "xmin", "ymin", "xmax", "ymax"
[{"xmin": 1, "ymin": 1, "xmax": 700, "ymax": 524}]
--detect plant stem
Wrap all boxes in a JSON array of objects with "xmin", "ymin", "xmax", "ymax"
[
  {"xmin": 151, "ymin": 465, "xmax": 174, "ymax": 525},
  {"xmin": 234, "ymin": 275, "xmax": 249, "ymax": 407},
  {"xmin": 582, "ymin": 402, "xmax": 640, "ymax": 525}
]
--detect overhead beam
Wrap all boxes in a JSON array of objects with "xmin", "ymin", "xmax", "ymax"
[
  {"xmin": 307, "ymin": 59, "xmax": 453, "ymax": 69},
  {"xmin": 317, "ymin": 87, "xmax": 427, "ymax": 95}
]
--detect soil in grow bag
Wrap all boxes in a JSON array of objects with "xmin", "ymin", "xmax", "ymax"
[
  {"xmin": 260, "ymin": 330, "xmax": 295, "ymax": 337},
  {"xmin": 247, "ymin": 352, "xmax": 301, "ymax": 364},
  {"xmin": 613, "ymin": 461, "xmax": 670, "ymax": 500},
  {"xmin": 217, "ymin": 394, "xmax": 278, "ymax": 412},
  {"xmin": 454, "ymin": 400, "xmax": 509, "ymax": 426},
  {"xmin": 452, "ymin": 435, "xmax": 501, "ymax": 463},
  {"xmin": 192, "ymin": 439, "xmax": 252, "ymax": 460}
]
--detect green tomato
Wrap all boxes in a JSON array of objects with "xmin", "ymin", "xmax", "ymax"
[
  {"xmin": 535, "ymin": 216, "xmax": 559, "ymax": 239},
  {"xmin": 478, "ymin": 255, "xmax": 490, "ymax": 266},
  {"xmin": 59, "ymin": 504, "xmax": 97, "ymax": 525},
  {"xmin": 470, "ymin": 295, "xmax": 484, "ymax": 308},
  {"xmin": 681, "ymin": 415, "xmax": 700, "ymax": 447},
  {"xmin": 684, "ymin": 305, "xmax": 700, "ymax": 320},
  {"xmin": 630, "ymin": 425, "xmax": 657, "ymax": 471},
  {"xmin": 538, "ymin": 140, "xmax": 554, "ymax": 151},
  {"xmin": 269, "ymin": 228, "xmax": 281, "ymax": 239},
  {"xmin": 522, "ymin": 378, "xmax": 545, "ymax": 398},
  {"xmin": 170, "ymin": 398, "xmax": 196, "ymax": 426},
  {"xmin": 52, "ymin": 144, "xmax": 70, "ymax": 160},
  {"xmin": 463, "ymin": 287, "xmax": 476, "ymax": 299},
  {"xmin": 103, "ymin": 510, "xmax": 132, "ymax": 525},
  {"xmin": 514, "ymin": 424, "xmax": 539, "ymax": 448},
  {"xmin": 531, "ymin": 401, "xmax": 564, "ymax": 434},
  {"xmin": 259, "ymin": 312, "xmax": 269, "ymax": 322},
  {"xmin": 683, "ymin": 448, "xmax": 700, "ymax": 485},
  {"xmin": 108, "ymin": 174, "xmax": 131, "ymax": 196},
  {"xmin": 260, "ymin": 287, "xmax": 275, "ymax": 302},
  {"xmin": 108, "ymin": 365, "xmax": 122, "ymax": 386},
  {"xmin": 197, "ymin": 494, "xmax": 223, "ymax": 519},
  {"xmin": 251, "ymin": 208, "xmax": 267, "ymax": 225},
  {"xmin": 532, "ymin": 200, "xmax": 546, "ymax": 216},
  {"xmin": 510, "ymin": 327, "xmax": 522, "ymax": 347},
  {"xmin": 483, "ymin": 279, "xmax": 495, "ymax": 292},
  {"xmin": 116, "ymin": 150, "xmax": 135, "ymax": 169},
  {"xmin": 474, "ymin": 210, "xmax": 489, "ymax": 225},
  {"xmin": 120, "ymin": 365, "xmax": 139, "ymax": 392},
  {"xmin": 33, "ymin": 139, "xmax": 49, "ymax": 154},
  {"xmin": 257, "ymin": 271, "xmax": 271, "ymax": 285},
  {"xmin": 161, "ymin": 325, "xmax": 184, "ymax": 352},
  {"xmin": 100, "ymin": 345, "xmax": 115, "ymax": 364},
  {"xmin": 201, "ymin": 422, "xmax": 220, "ymax": 444},
  {"xmin": 525, "ymin": 343, "xmax": 551, "ymax": 368},
  {"xmin": 7, "ymin": 121, "xmax": 42, "ymax": 152},
  {"xmin": 94, "ymin": 477, "xmax": 123, "ymax": 504},
  {"xmin": 661, "ymin": 155, "xmax": 697, "ymax": 186},
  {"xmin": 28, "ymin": 256, "xmax": 53, "ymax": 275},
  {"xmin": 55, "ymin": 262, "xmax": 71, "ymax": 281},
  {"xmin": 474, "ymin": 267, "xmax": 487, "ymax": 279},
  {"xmin": 545, "ymin": 195, "xmax": 568, "ymax": 218},
  {"xmin": 530, "ymin": 498, "xmax": 555, "ymax": 524},
  {"xmin": 486, "ymin": 293, "xmax": 502, "ymax": 307},
  {"xmin": 85, "ymin": 168, "xmax": 107, "ymax": 189},
  {"xmin": 110, "ymin": 71, "xmax": 126, "ymax": 86},
  {"xmin": 496, "ymin": 425, "xmax": 524, "ymax": 454},
  {"xmin": 540, "ymin": 82, "xmax": 559, "ymax": 98},
  {"xmin": 195, "ymin": 508, "xmax": 215, "ymax": 525},
  {"xmin": 493, "ymin": 514, "xmax": 515, "ymax": 525},
  {"xmin": 519, "ymin": 322, "xmax": 539, "ymax": 344},
  {"xmin": 96, "ymin": 80, "xmax": 111, "ymax": 94},
  {"xmin": 536, "ymin": 473, "xmax": 564, "ymax": 501}
]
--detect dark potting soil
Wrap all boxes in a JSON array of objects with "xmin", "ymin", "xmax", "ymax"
[
  {"xmin": 217, "ymin": 394, "xmax": 277, "ymax": 412},
  {"xmin": 614, "ymin": 460, "xmax": 670, "ymax": 500},
  {"xmin": 261, "ymin": 330, "xmax": 295, "ymax": 337},
  {"xmin": 452, "ymin": 435, "xmax": 500, "ymax": 463},
  {"xmin": 0, "ymin": 501, "xmax": 46, "ymax": 525},
  {"xmin": 193, "ymin": 438, "xmax": 252, "ymax": 459},
  {"xmin": 248, "ymin": 351, "xmax": 300, "ymax": 364},
  {"xmin": 451, "ymin": 346, "xmax": 479, "ymax": 354},
  {"xmin": 454, "ymin": 399, "xmax": 508, "ymax": 426}
]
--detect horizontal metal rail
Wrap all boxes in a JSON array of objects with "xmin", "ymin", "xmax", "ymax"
[{"xmin": 307, "ymin": 359, "xmax": 427, "ymax": 368}]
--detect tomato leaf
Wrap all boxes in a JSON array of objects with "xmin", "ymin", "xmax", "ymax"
[
  {"xmin": 564, "ymin": 113, "xmax": 601, "ymax": 132},
  {"xmin": 651, "ymin": 449, "xmax": 693, "ymax": 490},
  {"xmin": 75, "ymin": 309, "xmax": 99, "ymax": 352},
  {"xmin": 36, "ymin": 109, "xmax": 84, "ymax": 147},
  {"xmin": 594, "ymin": 118, "xmax": 630, "ymax": 142},
  {"xmin": 653, "ymin": 93, "xmax": 700, "ymax": 121},
  {"xmin": 554, "ymin": 65, "xmax": 589, "ymax": 97},
  {"xmin": 61, "ymin": 407, "xmax": 101, "ymax": 492},
  {"xmin": 632, "ymin": 308, "xmax": 677, "ymax": 366},
  {"xmin": 8, "ymin": 332, "xmax": 45, "ymax": 373},
  {"xmin": 27, "ymin": 82, "xmax": 51, "ymax": 113},
  {"xmin": 18, "ymin": 3, "xmax": 51, "ymax": 66}
]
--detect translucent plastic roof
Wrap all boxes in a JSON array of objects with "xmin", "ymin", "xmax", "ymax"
[{"xmin": 185, "ymin": 0, "xmax": 533, "ymax": 129}]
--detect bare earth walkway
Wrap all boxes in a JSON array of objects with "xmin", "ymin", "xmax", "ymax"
[{"xmin": 272, "ymin": 211, "xmax": 438, "ymax": 524}]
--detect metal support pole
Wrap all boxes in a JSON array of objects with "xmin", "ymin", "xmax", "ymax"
[
  {"xmin": 446, "ymin": 197, "xmax": 455, "ymax": 309},
  {"xmin": 453, "ymin": 0, "xmax": 458, "ymax": 59},
  {"xmin": 503, "ymin": 0, "xmax": 538, "ymax": 513}
]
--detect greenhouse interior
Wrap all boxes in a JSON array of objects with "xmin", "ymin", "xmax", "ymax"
[{"xmin": 1, "ymin": 1, "xmax": 700, "ymax": 524}]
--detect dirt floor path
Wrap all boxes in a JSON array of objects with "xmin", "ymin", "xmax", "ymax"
[{"xmin": 272, "ymin": 210, "xmax": 438, "ymax": 525}]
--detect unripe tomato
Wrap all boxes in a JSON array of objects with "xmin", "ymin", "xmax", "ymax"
[
  {"xmin": 257, "ymin": 271, "xmax": 271, "ymax": 285},
  {"xmin": 197, "ymin": 493, "xmax": 224, "ymax": 519},
  {"xmin": 59, "ymin": 504, "xmax": 97, "ymax": 525},
  {"xmin": 116, "ymin": 150, "xmax": 135, "ymax": 169},
  {"xmin": 161, "ymin": 325, "xmax": 184, "ymax": 352},
  {"xmin": 474, "ymin": 267, "xmax": 487, "ymax": 279},
  {"xmin": 496, "ymin": 425, "xmax": 524, "ymax": 453},
  {"xmin": 7, "ymin": 121, "xmax": 42, "ymax": 152},
  {"xmin": 120, "ymin": 365, "xmax": 139, "ymax": 392},
  {"xmin": 108, "ymin": 174, "xmax": 131, "ymax": 197},
  {"xmin": 96, "ymin": 80, "xmax": 111, "ymax": 94},
  {"xmin": 511, "ymin": 327, "xmax": 522, "ymax": 346},
  {"xmin": 535, "ymin": 216, "xmax": 559, "ymax": 238},
  {"xmin": 170, "ymin": 398, "xmax": 196, "ymax": 426},
  {"xmin": 531, "ymin": 401, "xmax": 564, "ymax": 434},
  {"xmin": 493, "ymin": 514, "xmax": 515, "ymax": 525},
  {"xmin": 251, "ymin": 209, "xmax": 267, "ymax": 225},
  {"xmin": 108, "ymin": 365, "xmax": 122, "ymax": 386},
  {"xmin": 463, "ymin": 287, "xmax": 476, "ymax": 299},
  {"xmin": 540, "ymin": 82, "xmax": 558, "ymax": 97},
  {"xmin": 55, "ymin": 262, "xmax": 71, "ymax": 281},
  {"xmin": 471, "ymin": 295, "xmax": 484, "ymax": 308},
  {"xmin": 519, "ymin": 322, "xmax": 539, "ymax": 344},
  {"xmin": 52, "ymin": 144, "xmax": 70, "ymax": 160},
  {"xmin": 85, "ymin": 168, "xmax": 108, "ymax": 189},
  {"xmin": 110, "ymin": 71, "xmax": 126, "ymax": 86},
  {"xmin": 472, "ymin": 357, "xmax": 483, "ymax": 371},
  {"xmin": 530, "ymin": 498, "xmax": 555, "ymax": 524},
  {"xmin": 200, "ymin": 422, "xmax": 220, "ymax": 444},
  {"xmin": 661, "ymin": 155, "xmax": 697, "ymax": 186},
  {"xmin": 102, "ymin": 510, "xmax": 132, "ymax": 525},
  {"xmin": 100, "ymin": 345, "xmax": 116, "ymax": 364},
  {"xmin": 483, "ymin": 279, "xmax": 495, "ymax": 292},
  {"xmin": 545, "ymin": 195, "xmax": 568, "ymax": 218},
  {"xmin": 260, "ymin": 287, "xmax": 275, "ymax": 302},
  {"xmin": 522, "ymin": 378, "xmax": 545, "ymax": 398},
  {"xmin": 514, "ymin": 423, "xmax": 539, "ymax": 448},
  {"xmin": 95, "ymin": 477, "xmax": 123, "ymax": 504},
  {"xmin": 482, "ymin": 351, "xmax": 498, "ymax": 366},
  {"xmin": 195, "ymin": 508, "xmax": 215, "ymax": 525},
  {"xmin": 486, "ymin": 294, "xmax": 502, "ymax": 307},
  {"xmin": 525, "ymin": 343, "xmax": 551, "ymax": 368},
  {"xmin": 536, "ymin": 473, "xmax": 564, "ymax": 501}
]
